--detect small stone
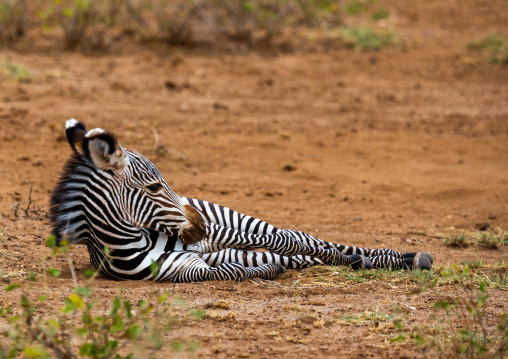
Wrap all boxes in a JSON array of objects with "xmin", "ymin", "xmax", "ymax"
[
  {"xmin": 163, "ymin": 80, "xmax": 177, "ymax": 90},
  {"xmin": 213, "ymin": 102, "xmax": 228, "ymax": 110},
  {"xmin": 474, "ymin": 223, "xmax": 490, "ymax": 231},
  {"xmin": 353, "ymin": 217, "xmax": 363, "ymax": 221},
  {"xmin": 488, "ymin": 213, "xmax": 497, "ymax": 220}
]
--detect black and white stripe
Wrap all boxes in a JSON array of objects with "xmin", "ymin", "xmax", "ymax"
[{"xmin": 49, "ymin": 120, "xmax": 433, "ymax": 283}]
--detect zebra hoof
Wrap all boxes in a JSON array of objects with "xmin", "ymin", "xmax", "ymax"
[
  {"xmin": 403, "ymin": 255, "xmax": 432, "ymax": 271},
  {"xmin": 419, "ymin": 252, "xmax": 434, "ymax": 264},
  {"xmin": 413, "ymin": 255, "xmax": 432, "ymax": 271},
  {"xmin": 350, "ymin": 254, "xmax": 373, "ymax": 270},
  {"xmin": 403, "ymin": 252, "xmax": 434, "ymax": 264},
  {"xmin": 272, "ymin": 263, "xmax": 286, "ymax": 275}
]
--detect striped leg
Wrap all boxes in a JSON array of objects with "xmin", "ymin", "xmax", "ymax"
[
  {"xmin": 159, "ymin": 252, "xmax": 285, "ymax": 283},
  {"xmin": 368, "ymin": 253, "xmax": 432, "ymax": 270},
  {"xmin": 199, "ymin": 223, "xmax": 371, "ymax": 270},
  {"xmin": 283, "ymin": 230, "xmax": 433, "ymax": 270},
  {"xmin": 186, "ymin": 198, "xmax": 432, "ymax": 270},
  {"xmin": 202, "ymin": 248, "xmax": 325, "ymax": 269},
  {"xmin": 185, "ymin": 197, "xmax": 278, "ymax": 235}
]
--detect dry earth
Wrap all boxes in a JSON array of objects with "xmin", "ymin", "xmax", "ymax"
[{"xmin": 0, "ymin": 0, "xmax": 507, "ymax": 358}]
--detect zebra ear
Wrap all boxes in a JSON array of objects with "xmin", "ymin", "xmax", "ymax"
[
  {"xmin": 82, "ymin": 128, "xmax": 128, "ymax": 173},
  {"xmin": 66, "ymin": 119, "xmax": 87, "ymax": 153}
]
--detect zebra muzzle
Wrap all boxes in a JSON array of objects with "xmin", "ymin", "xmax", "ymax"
[{"xmin": 180, "ymin": 204, "xmax": 206, "ymax": 244}]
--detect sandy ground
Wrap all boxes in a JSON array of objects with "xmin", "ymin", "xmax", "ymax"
[{"xmin": 0, "ymin": 0, "xmax": 507, "ymax": 357}]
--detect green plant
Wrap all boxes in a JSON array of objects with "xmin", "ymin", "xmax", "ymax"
[
  {"xmin": 390, "ymin": 264, "xmax": 508, "ymax": 357},
  {"xmin": 341, "ymin": 306, "xmax": 395, "ymax": 326},
  {"xmin": 38, "ymin": 0, "xmax": 120, "ymax": 50},
  {"xmin": 123, "ymin": 0, "xmax": 196, "ymax": 46},
  {"xmin": 208, "ymin": 0, "xmax": 286, "ymax": 47},
  {"xmin": 0, "ymin": 59, "xmax": 32, "ymax": 83},
  {"xmin": 473, "ymin": 229, "xmax": 506, "ymax": 249},
  {"xmin": 337, "ymin": 26, "xmax": 402, "ymax": 51},
  {"xmin": 343, "ymin": 0, "xmax": 375, "ymax": 16},
  {"xmin": 444, "ymin": 233, "xmax": 470, "ymax": 248},
  {"xmin": 372, "ymin": 6, "xmax": 389, "ymax": 21},
  {"xmin": 0, "ymin": 236, "xmax": 201, "ymax": 358},
  {"xmin": 295, "ymin": 0, "xmax": 342, "ymax": 28},
  {"xmin": 467, "ymin": 34, "xmax": 508, "ymax": 64},
  {"xmin": 0, "ymin": 0, "xmax": 26, "ymax": 46}
]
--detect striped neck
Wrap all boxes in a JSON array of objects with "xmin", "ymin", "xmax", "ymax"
[{"xmin": 50, "ymin": 153, "xmax": 143, "ymax": 246}]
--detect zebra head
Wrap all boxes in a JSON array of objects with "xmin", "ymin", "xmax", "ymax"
[{"xmin": 53, "ymin": 119, "xmax": 206, "ymax": 245}]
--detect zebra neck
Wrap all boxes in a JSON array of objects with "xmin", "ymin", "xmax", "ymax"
[{"xmin": 50, "ymin": 154, "xmax": 142, "ymax": 245}]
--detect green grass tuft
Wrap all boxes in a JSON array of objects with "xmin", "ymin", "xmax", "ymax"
[
  {"xmin": 443, "ymin": 233, "xmax": 470, "ymax": 248},
  {"xmin": 474, "ymin": 230, "xmax": 505, "ymax": 249},
  {"xmin": 467, "ymin": 34, "xmax": 508, "ymax": 64},
  {"xmin": 337, "ymin": 26, "xmax": 402, "ymax": 51},
  {"xmin": 0, "ymin": 59, "xmax": 32, "ymax": 82}
]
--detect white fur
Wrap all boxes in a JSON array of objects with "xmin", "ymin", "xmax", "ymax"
[
  {"xmin": 85, "ymin": 128, "xmax": 106, "ymax": 137},
  {"xmin": 66, "ymin": 118, "xmax": 79, "ymax": 129}
]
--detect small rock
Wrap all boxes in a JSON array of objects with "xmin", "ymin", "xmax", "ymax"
[
  {"xmin": 353, "ymin": 217, "xmax": 363, "ymax": 221},
  {"xmin": 163, "ymin": 80, "xmax": 178, "ymax": 90},
  {"xmin": 213, "ymin": 102, "xmax": 228, "ymax": 110},
  {"xmin": 488, "ymin": 213, "xmax": 497, "ymax": 220},
  {"xmin": 281, "ymin": 162, "xmax": 297, "ymax": 172},
  {"xmin": 474, "ymin": 223, "xmax": 490, "ymax": 231}
]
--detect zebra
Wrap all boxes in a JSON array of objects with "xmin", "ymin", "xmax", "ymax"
[{"xmin": 49, "ymin": 120, "xmax": 433, "ymax": 283}]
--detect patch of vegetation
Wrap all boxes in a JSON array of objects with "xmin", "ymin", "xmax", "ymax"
[
  {"xmin": 38, "ymin": 0, "xmax": 117, "ymax": 50},
  {"xmin": 1, "ymin": 0, "xmax": 400, "ymax": 51},
  {"xmin": 0, "ymin": 59, "xmax": 32, "ymax": 83},
  {"xmin": 294, "ymin": 0, "xmax": 342, "ymax": 28},
  {"xmin": 0, "ymin": 236, "xmax": 202, "ymax": 358},
  {"xmin": 343, "ymin": 0, "xmax": 389, "ymax": 21},
  {"xmin": 467, "ymin": 34, "xmax": 508, "ymax": 64},
  {"xmin": 474, "ymin": 229, "xmax": 506, "ymax": 249},
  {"xmin": 390, "ymin": 274, "xmax": 508, "ymax": 358},
  {"xmin": 0, "ymin": 0, "xmax": 26, "ymax": 47},
  {"xmin": 371, "ymin": 6, "xmax": 389, "ymax": 21},
  {"xmin": 340, "ymin": 306, "xmax": 395, "ymax": 326},
  {"xmin": 444, "ymin": 232, "xmax": 469, "ymax": 248},
  {"xmin": 337, "ymin": 26, "xmax": 402, "ymax": 51},
  {"xmin": 443, "ymin": 228, "xmax": 506, "ymax": 250}
]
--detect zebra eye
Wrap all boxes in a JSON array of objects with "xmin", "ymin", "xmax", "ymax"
[{"xmin": 146, "ymin": 183, "xmax": 163, "ymax": 192}]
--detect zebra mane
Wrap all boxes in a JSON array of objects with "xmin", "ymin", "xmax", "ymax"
[{"xmin": 49, "ymin": 151, "xmax": 95, "ymax": 244}]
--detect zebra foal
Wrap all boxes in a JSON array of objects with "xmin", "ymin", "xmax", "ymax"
[{"xmin": 49, "ymin": 120, "xmax": 433, "ymax": 283}]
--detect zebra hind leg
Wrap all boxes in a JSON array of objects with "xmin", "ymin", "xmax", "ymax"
[
  {"xmin": 369, "ymin": 253, "xmax": 432, "ymax": 270},
  {"xmin": 274, "ymin": 230, "xmax": 433, "ymax": 270},
  {"xmin": 202, "ymin": 248, "xmax": 326, "ymax": 269},
  {"xmin": 274, "ymin": 230, "xmax": 373, "ymax": 270},
  {"xmin": 171, "ymin": 261, "xmax": 285, "ymax": 283}
]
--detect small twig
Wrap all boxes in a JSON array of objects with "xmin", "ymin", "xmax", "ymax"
[
  {"xmin": 152, "ymin": 128, "xmax": 160, "ymax": 148},
  {"xmin": 11, "ymin": 185, "xmax": 42, "ymax": 218},
  {"xmin": 496, "ymin": 188, "xmax": 508, "ymax": 212}
]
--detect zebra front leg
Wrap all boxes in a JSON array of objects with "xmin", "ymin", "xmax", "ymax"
[
  {"xmin": 161, "ymin": 253, "xmax": 285, "ymax": 283},
  {"xmin": 202, "ymin": 248, "xmax": 325, "ymax": 269},
  {"xmin": 200, "ymin": 224, "xmax": 372, "ymax": 270}
]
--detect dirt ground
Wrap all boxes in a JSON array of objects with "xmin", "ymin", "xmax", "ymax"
[{"xmin": 0, "ymin": 0, "xmax": 507, "ymax": 358}]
